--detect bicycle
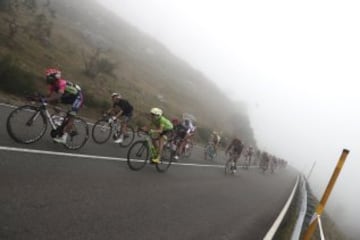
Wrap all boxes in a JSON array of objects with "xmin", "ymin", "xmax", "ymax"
[
  {"xmin": 259, "ymin": 158, "xmax": 269, "ymax": 173},
  {"xmin": 182, "ymin": 138, "xmax": 194, "ymax": 158},
  {"xmin": 91, "ymin": 114, "xmax": 135, "ymax": 147},
  {"xmin": 127, "ymin": 130, "xmax": 174, "ymax": 173},
  {"xmin": 224, "ymin": 152, "xmax": 239, "ymax": 175},
  {"xmin": 6, "ymin": 95, "xmax": 89, "ymax": 149},
  {"xmin": 204, "ymin": 142, "xmax": 217, "ymax": 161}
]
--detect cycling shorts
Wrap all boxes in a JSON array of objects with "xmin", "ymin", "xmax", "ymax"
[{"xmin": 121, "ymin": 111, "xmax": 133, "ymax": 123}]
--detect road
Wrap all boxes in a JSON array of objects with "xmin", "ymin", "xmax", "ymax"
[{"xmin": 0, "ymin": 104, "xmax": 298, "ymax": 240}]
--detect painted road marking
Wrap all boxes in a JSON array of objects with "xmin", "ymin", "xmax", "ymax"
[{"xmin": 0, "ymin": 145, "xmax": 224, "ymax": 168}]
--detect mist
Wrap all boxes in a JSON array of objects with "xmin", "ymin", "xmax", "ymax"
[{"xmin": 98, "ymin": 0, "xmax": 360, "ymax": 238}]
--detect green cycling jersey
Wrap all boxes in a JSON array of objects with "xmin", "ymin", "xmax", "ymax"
[{"xmin": 151, "ymin": 116, "xmax": 173, "ymax": 131}]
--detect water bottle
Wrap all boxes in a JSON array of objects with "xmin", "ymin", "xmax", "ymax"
[{"xmin": 51, "ymin": 114, "xmax": 64, "ymax": 127}]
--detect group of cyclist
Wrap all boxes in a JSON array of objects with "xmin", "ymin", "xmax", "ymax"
[
  {"xmin": 44, "ymin": 67, "xmax": 197, "ymax": 164},
  {"xmin": 44, "ymin": 67, "xmax": 287, "ymax": 170}
]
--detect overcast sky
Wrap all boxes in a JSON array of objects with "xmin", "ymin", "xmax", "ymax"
[{"xmin": 98, "ymin": 0, "xmax": 360, "ymax": 236}]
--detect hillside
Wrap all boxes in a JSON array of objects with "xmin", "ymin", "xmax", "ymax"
[{"xmin": 0, "ymin": 0, "xmax": 256, "ymax": 146}]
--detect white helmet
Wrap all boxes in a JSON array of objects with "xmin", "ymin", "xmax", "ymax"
[
  {"xmin": 150, "ymin": 107, "xmax": 162, "ymax": 116},
  {"xmin": 111, "ymin": 92, "xmax": 121, "ymax": 98}
]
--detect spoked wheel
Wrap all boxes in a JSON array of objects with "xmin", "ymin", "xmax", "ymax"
[
  {"xmin": 204, "ymin": 144, "xmax": 216, "ymax": 161},
  {"xmin": 65, "ymin": 117, "xmax": 89, "ymax": 150},
  {"xmin": 127, "ymin": 140, "xmax": 149, "ymax": 171},
  {"xmin": 6, "ymin": 105, "xmax": 47, "ymax": 144},
  {"xmin": 119, "ymin": 126, "xmax": 135, "ymax": 148},
  {"xmin": 155, "ymin": 144, "xmax": 173, "ymax": 173},
  {"xmin": 183, "ymin": 141, "xmax": 193, "ymax": 158},
  {"xmin": 92, "ymin": 119, "xmax": 112, "ymax": 144}
]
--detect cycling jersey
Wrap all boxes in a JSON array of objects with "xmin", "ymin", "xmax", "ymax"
[
  {"xmin": 113, "ymin": 99, "xmax": 133, "ymax": 115},
  {"xmin": 49, "ymin": 79, "xmax": 83, "ymax": 112},
  {"xmin": 182, "ymin": 120, "xmax": 196, "ymax": 134},
  {"xmin": 151, "ymin": 116, "xmax": 173, "ymax": 131},
  {"xmin": 228, "ymin": 138, "xmax": 244, "ymax": 154}
]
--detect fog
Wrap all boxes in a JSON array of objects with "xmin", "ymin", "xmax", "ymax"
[{"xmin": 98, "ymin": 0, "xmax": 360, "ymax": 237}]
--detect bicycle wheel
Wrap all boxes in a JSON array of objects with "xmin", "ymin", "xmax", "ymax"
[
  {"xmin": 156, "ymin": 143, "xmax": 173, "ymax": 173},
  {"xmin": 119, "ymin": 126, "xmax": 135, "ymax": 148},
  {"xmin": 205, "ymin": 144, "xmax": 215, "ymax": 161},
  {"xmin": 92, "ymin": 119, "xmax": 112, "ymax": 144},
  {"xmin": 6, "ymin": 105, "xmax": 47, "ymax": 144},
  {"xmin": 65, "ymin": 117, "xmax": 89, "ymax": 150},
  {"xmin": 183, "ymin": 141, "xmax": 193, "ymax": 158},
  {"xmin": 127, "ymin": 140, "xmax": 149, "ymax": 170}
]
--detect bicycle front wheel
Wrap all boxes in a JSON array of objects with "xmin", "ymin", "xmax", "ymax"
[
  {"xmin": 65, "ymin": 117, "xmax": 89, "ymax": 150},
  {"xmin": 127, "ymin": 140, "xmax": 149, "ymax": 171},
  {"xmin": 92, "ymin": 119, "xmax": 112, "ymax": 144},
  {"xmin": 183, "ymin": 142, "xmax": 193, "ymax": 158},
  {"xmin": 156, "ymin": 144, "xmax": 173, "ymax": 173},
  {"xmin": 6, "ymin": 105, "xmax": 47, "ymax": 144},
  {"xmin": 119, "ymin": 126, "xmax": 135, "ymax": 148}
]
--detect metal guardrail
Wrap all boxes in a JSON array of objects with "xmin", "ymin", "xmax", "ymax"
[
  {"xmin": 291, "ymin": 175, "xmax": 326, "ymax": 240},
  {"xmin": 291, "ymin": 175, "xmax": 307, "ymax": 240}
]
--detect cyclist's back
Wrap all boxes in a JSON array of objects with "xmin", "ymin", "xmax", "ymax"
[{"xmin": 227, "ymin": 138, "xmax": 244, "ymax": 155}]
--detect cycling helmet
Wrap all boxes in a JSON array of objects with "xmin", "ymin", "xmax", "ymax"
[
  {"xmin": 150, "ymin": 107, "xmax": 162, "ymax": 117},
  {"xmin": 171, "ymin": 117, "xmax": 180, "ymax": 125},
  {"xmin": 45, "ymin": 68, "xmax": 61, "ymax": 84},
  {"xmin": 111, "ymin": 92, "xmax": 121, "ymax": 98}
]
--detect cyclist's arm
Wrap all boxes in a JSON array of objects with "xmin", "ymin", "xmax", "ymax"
[
  {"xmin": 150, "ymin": 123, "xmax": 164, "ymax": 134},
  {"xmin": 110, "ymin": 105, "xmax": 122, "ymax": 118},
  {"xmin": 46, "ymin": 91, "xmax": 62, "ymax": 102}
]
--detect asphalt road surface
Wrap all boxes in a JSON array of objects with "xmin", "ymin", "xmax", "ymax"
[{"xmin": 0, "ymin": 104, "xmax": 298, "ymax": 240}]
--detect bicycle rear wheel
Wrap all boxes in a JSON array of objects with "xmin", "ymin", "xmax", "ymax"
[
  {"xmin": 119, "ymin": 126, "xmax": 135, "ymax": 148},
  {"xmin": 92, "ymin": 119, "xmax": 112, "ymax": 144},
  {"xmin": 183, "ymin": 141, "xmax": 193, "ymax": 158},
  {"xmin": 127, "ymin": 140, "xmax": 149, "ymax": 170},
  {"xmin": 156, "ymin": 144, "xmax": 173, "ymax": 172},
  {"xmin": 65, "ymin": 117, "xmax": 89, "ymax": 150},
  {"xmin": 6, "ymin": 105, "xmax": 47, "ymax": 144}
]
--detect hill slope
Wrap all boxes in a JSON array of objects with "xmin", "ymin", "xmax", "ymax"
[{"xmin": 0, "ymin": 0, "xmax": 256, "ymax": 146}]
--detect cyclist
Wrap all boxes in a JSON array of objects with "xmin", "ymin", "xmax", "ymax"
[
  {"xmin": 45, "ymin": 68, "xmax": 83, "ymax": 144},
  {"xmin": 244, "ymin": 145, "xmax": 254, "ymax": 168},
  {"xmin": 225, "ymin": 138, "xmax": 244, "ymax": 173},
  {"xmin": 210, "ymin": 131, "xmax": 221, "ymax": 151},
  {"xmin": 173, "ymin": 117, "xmax": 196, "ymax": 160},
  {"xmin": 106, "ymin": 92, "xmax": 133, "ymax": 143},
  {"xmin": 146, "ymin": 107, "xmax": 173, "ymax": 163}
]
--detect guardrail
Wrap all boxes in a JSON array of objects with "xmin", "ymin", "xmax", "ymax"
[{"xmin": 291, "ymin": 175, "xmax": 326, "ymax": 240}]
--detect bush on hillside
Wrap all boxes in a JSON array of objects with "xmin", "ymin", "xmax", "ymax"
[
  {"xmin": 83, "ymin": 93, "xmax": 109, "ymax": 110},
  {"xmin": 0, "ymin": 55, "xmax": 37, "ymax": 95}
]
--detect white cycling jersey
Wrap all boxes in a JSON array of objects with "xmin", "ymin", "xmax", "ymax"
[{"xmin": 182, "ymin": 119, "xmax": 196, "ymax": 134}]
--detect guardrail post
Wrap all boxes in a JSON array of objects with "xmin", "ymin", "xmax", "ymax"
[{"xmin": 302, "ymin": 149, "xmax": 349, "ymax": 240}]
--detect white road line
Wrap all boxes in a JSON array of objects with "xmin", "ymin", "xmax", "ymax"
[
  {"xmin": 263, "ymin": 175, "xmax": 300, "ymax": 240},
  {"xmin": 0, "ymin": 103, "xmax": 17, "ymax": 108},
  {"xmin": 0, "ymin": 145, "xmax": 223, "ymax": 168}
]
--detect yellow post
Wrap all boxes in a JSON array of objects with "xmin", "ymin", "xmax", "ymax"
[{"xmin": 302, "ymin": 149, "xmax": 349, "ymax": 240}]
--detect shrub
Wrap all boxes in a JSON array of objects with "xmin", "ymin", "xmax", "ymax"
[{"xmin": 0, "ymin": 55, "xmax": 37, "ymax": 95}]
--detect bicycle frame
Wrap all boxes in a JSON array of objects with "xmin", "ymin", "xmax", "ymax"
[{"xmin": 30, "ymin": 98, "xmax": 59, "ymax": 130}]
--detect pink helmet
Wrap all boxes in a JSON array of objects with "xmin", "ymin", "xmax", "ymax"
[{"xmin": 45, "ymin": 68, "xmax": 61, "ymax": 84}]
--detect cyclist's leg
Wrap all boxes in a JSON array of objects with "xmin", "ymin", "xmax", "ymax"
[
  {"xmin": 54, "ymin": 93, "xmax": 83, "ymax": 143},
  {"xmin": 154, "ymin": 131, "xmax": 169, "ymax": 162},
  {"xmin": 179, "ymin": 135, "xmax": 190, "ymax": 156},
  {"xmin": 121, "ymin": 112, "xmax": 132, "ymax": 136}
]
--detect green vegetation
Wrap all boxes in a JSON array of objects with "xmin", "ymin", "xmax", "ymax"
[
  {"xmin": 0, "ymin": 0, "xmax": 256, "ymax": 146},
  {"xmin": 0, "ymin": 55, "xmax": 37, "ymax": 95}
]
